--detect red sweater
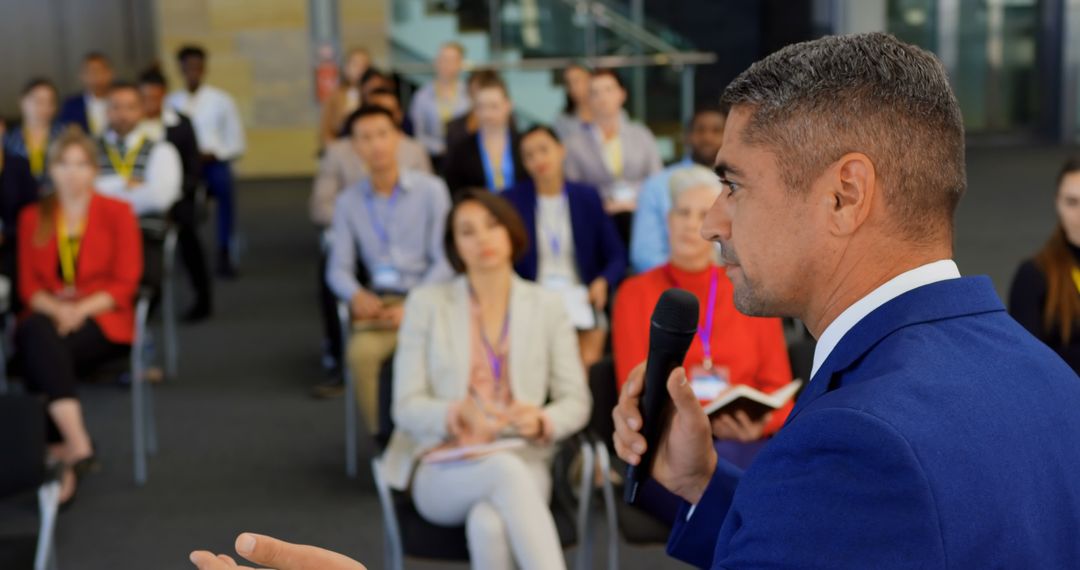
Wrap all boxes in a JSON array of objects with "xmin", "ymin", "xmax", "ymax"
[
  {"xmin": 18, "ymin": 193, "xmax": 143, "ymax": 344},
  {"xmin": 612, "ymin": 263, "xmax": 793, "ymax": 434}
]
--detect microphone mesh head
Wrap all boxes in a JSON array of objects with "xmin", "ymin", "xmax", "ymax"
[{"xmin": 651, "ymin": 288, "xmax": 700, "ymax": 334}]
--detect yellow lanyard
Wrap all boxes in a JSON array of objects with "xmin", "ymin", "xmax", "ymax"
[
  {"xmin": 57, "ymin": 213, "xmax": 85, "ymax": 287},
  {"xmin": 1071, "ymin": 267, "xmax": 1080, "ymax": 295},
  {"xmin": 603, "ymin": 133, "xmax": 624, "ymax": 179},
  {"xmin": 24, "ymin": 128, "xmax": 47, "ymax": 178},
  {"xmin": 436, "ymin": 88, "xmax": 457, "ymax": 124},
  {"xmin": 105, "ymin": 135, "xmax": 145, "ymax": 180}
]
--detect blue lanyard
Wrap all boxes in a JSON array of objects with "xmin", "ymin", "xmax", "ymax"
[
  {"xmin": 362, "ymin": 183, "xmax": 400, "ymax": 257},
  {"xmin": 478, "ymin": 131, "xmax": 514, "ymax": 192},
  {"xmin": 538, "ymin": 189, "xmax": 569, "ymax": 256}
]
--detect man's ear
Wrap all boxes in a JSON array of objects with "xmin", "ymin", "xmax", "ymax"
[{"xmin": 828, "ymin": 152, "xmax": 877, "ymax": 237}]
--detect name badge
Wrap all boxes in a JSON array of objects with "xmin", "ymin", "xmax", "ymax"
[
  {"xmin": 612, "ymin": 182, "xmax": 637, "ymax": 204},
  {"xmin": 372, "ymin": 264, "xmax": 403, "ymax": 290},
  {"xmin": 690, "ymin": 364, "xmax": 731, "ymax": 405}
]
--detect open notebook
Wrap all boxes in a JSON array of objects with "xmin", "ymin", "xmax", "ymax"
[{"xmin": 703, "ymin": 380, "xmax": 804, "ymax": 421}]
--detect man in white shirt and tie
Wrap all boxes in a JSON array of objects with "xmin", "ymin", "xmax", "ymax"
[
  {"xmin": 95, "ymin": 82, "xmax": 181, "ymax": 217},
  {"xmin": 167, "ymin": 44, "xmax": 246, "ymax": 279}
]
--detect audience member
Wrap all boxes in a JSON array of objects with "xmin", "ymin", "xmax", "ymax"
[
  {"xmin": 15, "ymin": 128, "xmax": 143, "ymax": 506},
  {"xmin": 168, "ymin": 44, "xmax": 246, "ymax": 278},
  {"xmin": 319, "ymin": 48, "xmax": 371, "ymax": 150},
  {"xmin": 139, "ymin": 67, "xmax": 213, "ymax": 321},
  {"xmin": 409, "ymin": 42, "xmax": 470, "ymax": 166},
  {"xmin": 443, "ymin": 73, "xmax": 526, "ymax": 196},
  {"xmin": 0, "ymin": 151, "xmax": 37, "ymax": 298},
  {"xmin": 445, "ymin": 69, "xmax": 507, "ymax": 150},
  {"xmin": 3, "ymin": 78, "xmax": 63, "ymax": 182},
  {"xmin": 630, "ymin": 104, "xmax": 727, "ymax": 272},
  {"xmin": 385, "ymin": 189, "xmax": 590, "ymax": 569},
  {"xmin": 502, "ymin": 125, "xmax": 625, "ymax": 369},
  {"xmin": 613, "ymin": 165, "xmax": 792, "ymax": 431},
  {"xmin": 1010, "ymin": 156, "xmax": 1080, "ymax": 372},
  {"xmin": 94, "ymin": 82, "xmax": 181, "ymax": 217},
  {"xmin": 58, "ymin": 52, "xmax": 114, "ymax": 136},
  {"xmin": 552, "ymin": 63, "xmax": 592, "ymax": 139},
  {"xmin": 563, "ymin": 69, "xmax": 662, "ymax": 215},
  {"xmin": 320, "ymin": 106, "xmax": 453, "ymax": 425},
  {"xmin": 310, "ymin": 91, "xmax": 432, "ymax": 228}
]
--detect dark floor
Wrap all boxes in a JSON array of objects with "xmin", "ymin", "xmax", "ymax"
[{"xmin": 0, "ymin": 144, "xmax": 1074, "ymax": 569}]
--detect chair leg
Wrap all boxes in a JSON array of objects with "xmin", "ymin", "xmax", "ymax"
[
  {"xmin": 163, "ymin": 229, "xmax": 179, "ymax": 379},
  {"xmin": 575, "ymin": 441, "xmax": 596, "ymax": 570},
  {"xmin": 132, "ymin": 296, "xmax": 151, "ymax": 486},
  {"xmin": 145, "ymin": 381, "xmax": 158, "ymax": 456},
  {"xmin": 594, "ymin": 442, "xmax": 619, "ymax": 570},
  {"xmin": 371, "ymin": 458, "xmax": 405, "ymax": 570},
  {"xmin": 339, "ymin": 302, "xmax": 358, "ymax": 479},
  {"xmin": 35, "ymin": 480, "xmax": 61, "ymax": 570}
]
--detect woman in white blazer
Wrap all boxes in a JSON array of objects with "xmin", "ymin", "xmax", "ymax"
[{"xmin": 383, "ymin": 189, "xmax": 591, "ymax": 570}]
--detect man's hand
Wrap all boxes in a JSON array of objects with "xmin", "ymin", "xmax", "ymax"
[
  {"xmin": 612, "ymin": 362, "xmax": 717, "ymax": 504},
  {"xmin": 377, "ymin": 304, "xmax": 405, "ymax": 328},
  {"xmin": 349, "ymin": 290, "xmax": 383, "ymax": 321},
  {"xmin": 711, "ymin": 410, "xmax": 772, "ymax": 443},
  {"xmin": 189, "ymin": 532, "xmax": 366, "ymax": 570},
  {"xmin": 588, "ymin": 278, "xmax": 609, "ymax": 311}
]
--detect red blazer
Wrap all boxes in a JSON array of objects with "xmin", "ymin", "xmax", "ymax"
[
  {"xmin": 612, "ymin": 263, "xmax": 794, "ymax": 435},
  {"xmin": 18, "ymin": 193, "xmax": 143, "ymax": 344}
]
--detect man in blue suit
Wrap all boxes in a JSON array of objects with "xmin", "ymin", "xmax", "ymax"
[
  {"xmin": 612, "ymin": 32, "xmax": 1080, "ymax": 568},
  {"xmin": 57, "ymin": 52, "xmax": 113, "ymax": 137}
]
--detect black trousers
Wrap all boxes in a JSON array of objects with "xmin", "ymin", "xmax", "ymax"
[
  {"xmin": 15, "ymin": 313, "xmax": 128, "ymax": 402},
  {"xmin": 171, "ymin": 197, "xmax": 212, "ymax": 308},
  {"xmin": 318, "ymin": 250, "xmax": 343, "ymax": 366}
]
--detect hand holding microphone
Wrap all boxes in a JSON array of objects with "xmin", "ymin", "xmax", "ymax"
[{"xmin": 614, "ymin": 289, "xmax": 718, "ymax": 505}]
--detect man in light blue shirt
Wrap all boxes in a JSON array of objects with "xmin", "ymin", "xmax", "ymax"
[
  {"xmin": 630, "ymin": 104, "xmax": 727, "ymax": 272},
  {"xmin": 321, "ymin": 105, "xmax": 452, "ymax": 428}
]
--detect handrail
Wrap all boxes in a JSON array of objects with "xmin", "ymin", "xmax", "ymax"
[
  {"xmin": 558, "ymin": 0, "xmax": 682, "ymax": 55},
  {"xmin": 390, "ymin": 51, "xmax": 717, "ymax": 75}
]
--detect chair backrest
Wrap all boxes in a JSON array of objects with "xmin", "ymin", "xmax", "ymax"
[
  {"xmin": 587, "ymin": 357, "xmax": 618, "ymax": 451},
  {"xmin": 0, "ymin": 395, "xmax": 46, "ymax": 498},
  {"xmin": 139, "ymin": 217, "xmax": 168, "ymax": 290}
]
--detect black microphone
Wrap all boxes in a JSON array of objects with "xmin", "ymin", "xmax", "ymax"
[{"xmin": 624, "ymin": 288, "xmax": 699, "ymax": 505}]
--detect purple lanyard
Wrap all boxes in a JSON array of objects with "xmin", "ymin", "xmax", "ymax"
[
  {"xmin": 472, "ymin": 288, "xmax": 511, "ymax": 386},
  {"xmin": 362, "ymin": 184, "xmax": 400, "ymax": 257},
  {"xmin": 538, "ymin": 190, "xmax": 568, "ymax": 256},
  {"xmin": 666, "ymin": 266, "xmax": 719, "ymax": 369}
]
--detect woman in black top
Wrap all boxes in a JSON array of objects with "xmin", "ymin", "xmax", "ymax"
[
  {"xmin": 442, "ymin": 72, "xmax": 526, "ymax": 197},
  {"xmin": 1009, "ymin": 156, "xmax": 1080, "ymax": 372}
]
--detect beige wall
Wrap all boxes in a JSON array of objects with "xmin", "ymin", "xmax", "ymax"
[{"xmin": 154, "ymin": 0, "xmax": 389, "ymax": 178}]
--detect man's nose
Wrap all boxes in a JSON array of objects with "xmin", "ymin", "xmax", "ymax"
[{"xmin": 701, "ymin": 195, "xmax": 731, "ymax": 243}]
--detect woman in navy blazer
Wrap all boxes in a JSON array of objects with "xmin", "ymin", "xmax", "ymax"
[{"xmin": 502, "ymin": 125, "xmax": 626, "ymax": 367}]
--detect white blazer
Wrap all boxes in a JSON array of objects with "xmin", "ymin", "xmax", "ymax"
[{"xmin": 383, "ymin": 275, "xmax": 592, "ymax": 490}]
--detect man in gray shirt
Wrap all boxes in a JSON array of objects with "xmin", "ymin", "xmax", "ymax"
[{"xmin": 322, "ymin": 105, "xmax": 452, "ymax": 432}]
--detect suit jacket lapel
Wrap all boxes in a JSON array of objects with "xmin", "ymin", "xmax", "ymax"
[
  {"xmin": 508, "ymin": 276, "xmax": 530, "ymax": 401},
  {"xmin": 784, "ymin": 276, "xmax": 1005, "ymax": 426}
]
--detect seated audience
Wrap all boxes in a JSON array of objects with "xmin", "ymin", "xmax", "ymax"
[
  {"xmin": 562, "ymin": 68, "xmax": 662, "ymax": 216},
  {"xmin": 319, "ymin": 47, "xmax": 371, "ymax": 150},
  {"xmin": 0, "ymin": 151, "xmax": 37, "ymax": 304},
  {"xmin": 310, "ymin": 91, "xmax": 432, "ymax": 228},
  {"xmin": 445, "ymin": 69, "xmax": 515, "ymax": 151},
  {"xmin": 385, "ymin": 189, "xmax": 590, "ymax": 569},
  {"xmin": 409, "ymin": 42, "xmax": 470, "ymax": 166},
  {"xmin": 443, "ymin": 73, "xmax": 526, "ymax": 196},
  {"xmin": 321, "ymin": 106, "xmax": 453, "ymax": 424},
  {"xmin": 95, "ymin": 81, "xmax": 182, "ymax": 217},
  {"xmin": 58, "ymin": 52, "xmax": 114, "ymax": 136},
  {"xmin": 139, "ymin": 67, "xmax": 213, "ymax": 321},
  {"xmin": 552, "ymin": 63, "xmax": 592, "ymax": 140},
  {"xmin": 15, "ymin": 128, "xmax": 143, "ymax": 506},
  {"xmin": 3, "ymin": 78, "xmax": 63, "ymax": 183},
  {"xmin": 1010, "ymin": 156, "xmax": 1080, "ymax": 372},
  {"xmin": 502, "ymin": 125, "xmax": 625, "ymax": 369},
  {"xmin": 631, "ymin": 104, "xmax": 727, "ymax": 272}
]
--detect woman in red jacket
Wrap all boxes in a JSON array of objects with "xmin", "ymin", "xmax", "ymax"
[{"xmin": 15, "ymin": 127, "xmax": 142, "ymax": 505}]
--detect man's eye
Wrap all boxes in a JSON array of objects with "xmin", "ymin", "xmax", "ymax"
[{"xmin": 722, "ymin": 179, "xmax": 739, "ymax": 195}]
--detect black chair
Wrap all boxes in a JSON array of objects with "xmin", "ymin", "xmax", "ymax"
[
  {"xmin": 587, "ymin": 358, "xmax": 672, "ymax": 570},
  {"xmin": 370, "ymin": 365, "xmax": 596, "ymax": 569},
  {"xmin": 0, "ymin": 395, "xmax": 61, "ymax": 570}
]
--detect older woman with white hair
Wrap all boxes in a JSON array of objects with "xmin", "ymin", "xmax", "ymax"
[{"xmin": 611, "ymin": 165, "xmax": 793, "ymax": 523}]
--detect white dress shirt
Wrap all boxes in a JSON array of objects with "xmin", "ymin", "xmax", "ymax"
[
  {"xmin": 86, "ymin": 94, "xmax": 108, "ymax": 136},
  {"xmin": 810, "ymin": 259, "xmax": 962, "ymax": 379},
  {"xmin": 167, "ymin": 85, "xmax": 245, "ymax": 161},
  {"xmin": 95, "ymin": 127, "xmax": 182, "ymax": 216}
]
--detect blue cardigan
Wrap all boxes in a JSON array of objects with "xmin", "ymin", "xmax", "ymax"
[
  {"xmin": 502, "ymin": 180, "xmax": 626, "ymax": 289},
  {"xmin": 667, "ymin": 276, "xmax": 1080, "ymax": 568}
]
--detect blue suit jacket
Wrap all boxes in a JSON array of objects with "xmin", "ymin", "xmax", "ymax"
[
  {"xmin": 502, "ymin": 180, "xmax": 626, "ymax": 288},
  {"xmin": 58, "ymin": 94, "xmax": 89, "ymax": 133},
  {"xmin": 668, "ymin": 276, "xmax": 1080, "ymax": 568}
]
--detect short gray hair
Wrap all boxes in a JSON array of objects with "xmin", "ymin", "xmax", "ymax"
[
  {"xmin": 669, "ymin": 164, "xmax": 723, "ymax": 205},
  {"xmin": 721, "ymin": 32, "xmax": 965, "ymax": 242}
]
